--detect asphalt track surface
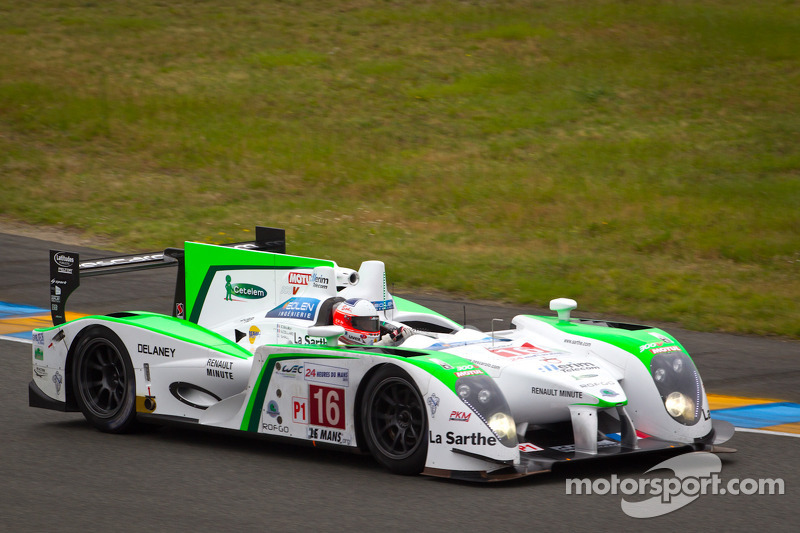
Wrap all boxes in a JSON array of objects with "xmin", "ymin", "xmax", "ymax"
[{"xmin": 1, "ymin": 232, "xmax": 797, "ymax": 532}]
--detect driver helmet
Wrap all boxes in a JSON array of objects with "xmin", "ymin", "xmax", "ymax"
[{"xmin": 333, "ymin": 298, "xmax": 380, "ymax": 345}]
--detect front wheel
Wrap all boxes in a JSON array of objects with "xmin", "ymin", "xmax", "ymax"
[
  {"xmin": 361, "ymin": 365, "xmax": 428, "ymax": 475},
  {"xmin": 71, "ymin": 326, "xmax": 137, "ymax": 433}
]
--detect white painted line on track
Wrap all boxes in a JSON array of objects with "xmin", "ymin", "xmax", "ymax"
[
  {"xmin": 735, "ymin": 427, "xmax": 800, "ymax": 438},
  {"xmin": 0, "ymin": 335, "xmax": 32, "ymax": 344}
]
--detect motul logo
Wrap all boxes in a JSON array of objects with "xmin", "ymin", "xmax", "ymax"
[
  {"xmin": 449, "ymin": 411, "xmax": 471, "ymax": 422},
  {"xmin": 288, "ymin": 272, "xmax": 312, "ymax": 285}
]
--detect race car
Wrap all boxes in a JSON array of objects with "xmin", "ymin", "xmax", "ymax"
[{"xmin": 30, "ymin": 226, "xmax": 734, "ymax": 482}]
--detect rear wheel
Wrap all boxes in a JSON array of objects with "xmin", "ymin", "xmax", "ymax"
[
  {"xmin": 71, "ymin": 326, "xmax": 137, "ymax": 433},
  {"xmin": 361, "ymin": 366, "xmax": 428, "ymax": 475}
]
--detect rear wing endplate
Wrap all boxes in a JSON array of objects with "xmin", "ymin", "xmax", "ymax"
[{"xmin": 49, "ymin": 226, "xmax": 286, "ymax": 326}]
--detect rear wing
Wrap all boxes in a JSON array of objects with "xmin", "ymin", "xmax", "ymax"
[{"xmin": 49, "ymin": 226, "xmax": 286, "ymax": 326}]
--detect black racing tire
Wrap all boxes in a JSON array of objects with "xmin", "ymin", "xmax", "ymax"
[
  {"xmin": 360, "ymin": 365, "xmax": 428, "ymax": 475},
  {"xmin": 71, "ymin": 326, "xmax": 137, "ymax": 433}
]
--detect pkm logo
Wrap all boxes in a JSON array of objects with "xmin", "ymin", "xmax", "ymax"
[{"xmin": 449, "ymin": 411, "xmax": 471, "ymax": 422}]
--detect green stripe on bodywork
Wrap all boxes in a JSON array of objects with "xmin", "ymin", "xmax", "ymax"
[
  {"xmin": 523, "ymin": 315, "xmax": 686, "ymax": 367},
  {"xmin": 34, "ymin": 312, "xmax": 252, "ymax": 359},
  {"xmin": 184, "ymin": 242, "xmax": 334, "ymax": 323}
]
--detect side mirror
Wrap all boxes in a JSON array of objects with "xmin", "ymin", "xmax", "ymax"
[
  {"xmin": 307, "ymin": 325, "xmax": 345, "ymax": 346},
  {"xmin": 549, "ymin": 298, "xmax": 577, "ymax": 324}
]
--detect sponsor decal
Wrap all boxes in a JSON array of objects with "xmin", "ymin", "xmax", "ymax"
[
  {"xmin": 449, "ymin": 411, "xmax": 471, "ymax": 422},
  {"xmin": 306, "ymin": 427, "xmax": 352, "ymax": 445},
  {"xmin": 309, "ymin": 385, "xmax": 345, "ymax": 429},
  {"xmin": 304, "ymin": 362, "xmax": 349, "ymax": 387},
  {"xmin": 372, "ymin": 299, "xmax": 394, "ymax": 311},
  {"xmin": 489, "ymin": 343, "xmax": 551, "ymax": 359},
  {"xmin": 248, "ymin": 325, "xmax": 261, "ymax": 345},
  {"xmin": 538, "ymin": 362, "xmax": 600, "ymax": 373},
  {"xmin": 288, "ymin": 272, "xmax": 312, "ymax": 285},
  {"xmin": 267, "ymin": 297, "xmax": 320, "ymax": 320},
  {"xmin": 137, "ymin": 344, "xmax": 175, "ymax": 357},
  {"xmin": 289, "ymin": 332, "xmax": 327, "ymax": 345},
  {"xmin": 32, "ymin": 332, "xmax": 45, "ymax": 346},
  {"xmin": 80, "ymin": 254, "xmax": 163, "ymax": 268},
  {"xmin": 311, "ymin": 273, "xmax": 329, "ymax": 289},
  {"xmin": 600, "ymin": 388, "xmax": 619, "ymax": 397},
  {"xmin": 175, "ymin": 303, "xmax": 185, "ymax": 319},
  {"xmin": 52, "ymin": 371, "xmax": 63, "ymax": 394},
  {"xmin": 428, "ymin": 358, "xmax": 454, "ymax": 370},
  {"xmin": 33, "ymin": 366, "xmax": 47, "ymax": 378},
  {"xmin": 206, "ymin": 358, "xmax": 234, "ymax": 379},
  {"xmin": 262, "ymin": 423, "xmax": 289, "ymax": 434},
  {"xmin": 34, "ymin": 348, "xmax": 44, "ymax": 360},
  {"xmin": 275, "ymin": 362, "xmax": 303, "ymax": 377},
  {"xmin": 648, "ymin": 332, "xmax": 672, "ymax": 343},
  {"xmin": 531, "ymin": 387, "xmax": 584, "ymax": 399},
  {"xmin": 53, "ymin": 252, "xmax": 75, "ymax": 268},
  {"xmin": 519, "ymin": 443, "xmax": 544, "ymax": 453},
  {"xmin": 427, "ymin": 394, "xmax": 440, "ymax": 417},
  {"xmin": 224, "ymin": 276, "xmax": 267, "ymax": 301},
  {"xmin": 579, "ymin": 381, "xmax": 617, "ymax": 388},
  {"xmin": 564, "ymin": 339, "xmax": 592, "ymax": 347},
  {"xmin": 429, "ymin": 431, "xmax": 498, "ymax": 446},
  {"xmin": 639, "ymin": 339, "xmax": 675, "ymax": 353},
  {"xmin": 266, "ymin": 400, "xmax": 280, "ymax": 418},
  {"xmin": 470, "ymin": 359, "xmax": 501, "ymax": 370},
  {"xmin": 292, "ymin": 397, "xmax": 308, "ymax": 424},
  {"xmin": 572, "ymin": 374, "xmax": 599, "ymax": 380},
  {"xmin": 651, "ymin": 346, "xmax": 682, "ymax": 354},
  {"xmin": 455, "ymin": 369, "xmax": 483, "ymax": 378}
]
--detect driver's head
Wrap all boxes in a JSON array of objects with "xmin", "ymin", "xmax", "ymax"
[{"xmin": 333, "ymin": 298, "xmax": 380, "ymax": 345}]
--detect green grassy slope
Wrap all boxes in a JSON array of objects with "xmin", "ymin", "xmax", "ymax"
[{"xmin": 1, "ymin": 1, "xmax": 798, "ymax": 337}]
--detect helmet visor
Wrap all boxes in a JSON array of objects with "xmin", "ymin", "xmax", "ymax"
[{"xmin": 352, "ymin": 315, "xmax": 380, "ymax": 333}]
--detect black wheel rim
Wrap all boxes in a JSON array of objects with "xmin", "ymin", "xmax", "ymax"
[
  {"xmin": 367, "ymin": 377, "xmax": 425, "ymax": 460},
  {"xmin": 78, "ymin": 338, "xmax": 128, "ymax": 419}
]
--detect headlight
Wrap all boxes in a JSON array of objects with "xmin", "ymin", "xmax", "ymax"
[
  {"xmin": 488, "ymin": 412, "xmax": 516, "ymax": 441},
  {"xmin": 649, "ymin": 351, "xmax": 702, "ymax": 425},
  {"xmin": 665, "ymin": 391, "xmax": 694, "ymax": 419},
  {"xmin": 454, "ymin": 374, "xmax": 518, "ymax": 448}
]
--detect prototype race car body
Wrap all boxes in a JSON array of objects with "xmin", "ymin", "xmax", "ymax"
[{"xmin": 30, "ymin": 227, "xmax": 733, "ymax": 481}]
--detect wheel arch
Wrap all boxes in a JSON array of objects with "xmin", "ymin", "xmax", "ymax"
[
  {"xmin": 64, "ymin": 323, "xmax": 126, "ymax": 413},
  {"xmin": 353, "ymin": 362, "xmax": 391, "ymax": 453}
]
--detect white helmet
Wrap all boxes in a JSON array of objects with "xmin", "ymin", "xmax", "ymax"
[{"xmin": 333, "ymin": 299, "xmax": 380, "ymax": 345}]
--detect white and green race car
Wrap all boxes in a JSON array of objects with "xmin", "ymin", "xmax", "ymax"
[{"xmin": 30, "ymin": 227, "xmax": 733, "ymax": 482}]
